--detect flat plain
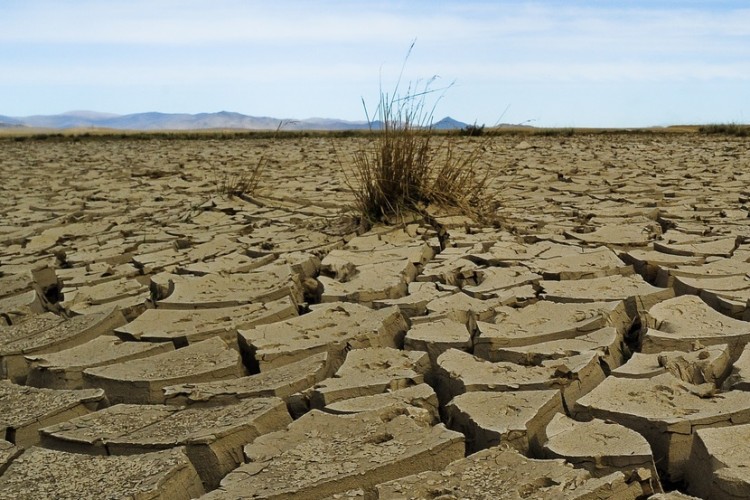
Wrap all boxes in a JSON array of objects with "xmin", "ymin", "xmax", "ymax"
[{"xmin": 1, "ymin": 131, "xmax": 749, "ymax": 499}]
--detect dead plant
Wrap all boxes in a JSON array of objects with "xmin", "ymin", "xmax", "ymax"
[
  {"xmin": 216, "ymin": 121, "xmax": 289, "ymax": 198},
  {"xmin": 346, "ymin": 46, "xmax": 495, "ymax": 226}
]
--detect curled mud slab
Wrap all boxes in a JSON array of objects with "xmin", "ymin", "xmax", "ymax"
[{"xmin": 1, "ymin": 133, "xmax": 749, "ymax": 498}]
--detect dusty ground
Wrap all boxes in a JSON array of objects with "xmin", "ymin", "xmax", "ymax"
[{"xmin": 1, "ymin": 132, "xmax": 749, "ymax": 499}]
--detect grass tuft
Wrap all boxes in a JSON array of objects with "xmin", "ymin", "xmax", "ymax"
[
  {"xmin": 216, "ymin": 152, "xmax": 267, "ymax": 198},
  {"xmin": 698, "ymin": 123, "xmax": 750, "ymax": 137},
  {"xmin": 346, "ymin": 46, "xmax": 494, "ymax": 226},
  {"xmin": 215, "ymin": 121, "xmax": 290, "ymax": 198},
  {"xmin": 458, "ymin": 122, "xmax": 486, "ymax": 137}
]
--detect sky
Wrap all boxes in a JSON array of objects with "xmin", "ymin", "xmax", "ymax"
[{"xmin": 1, "ymin": 0, "xmax": 749, "ymax": 127}]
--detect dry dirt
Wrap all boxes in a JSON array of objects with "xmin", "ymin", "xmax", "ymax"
[{"xmin": 1, "ymin": 133, "xmax": 749, "ymax": 499}]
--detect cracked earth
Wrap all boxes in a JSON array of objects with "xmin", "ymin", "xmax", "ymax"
[{"xmin": 0, "ymin": 133, "xmax": 749, "ymax": 499}]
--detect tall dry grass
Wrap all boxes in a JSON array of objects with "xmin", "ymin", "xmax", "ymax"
[
  {"xmin": 698, "ymin": 123, "xmax": 749, "ymax": 137},
  {"xmin": 215, "ymin": 121, "xmax": 290, "ymax": 198},
  {"xmin": 216, "ymin": 154, "xmax": 267, "ymax": 198},
  {"xmin": 348, "ymin": 58, "xmax": 494, "ymax": 226}
]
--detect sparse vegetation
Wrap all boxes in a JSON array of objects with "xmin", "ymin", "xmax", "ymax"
[
  {"xmin": 698, "ymin": 123, "xmax": 750, "ymax": 137},
  {"xmin": 346, "ymin": 47, "xmax": 494, "ymax": 226},
  {"xmin": 214, "ymin": 142, "xmax": 272, "ymax": 198},
  {"xmin": 216, "ymin": 154, "xmax": 266, "ymax": 198},
  {"xmin": 215, "ymin": 122, "xmax": 290, "ymax": 198},
  {"xmin": 459, "ymin": 122, "xmax": 485, "ymax": 137},
  {"xmin": 532, "ymin": 127, "xmax": 575, "ymax": 137}
]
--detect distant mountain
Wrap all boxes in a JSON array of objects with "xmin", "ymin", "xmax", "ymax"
[
  {"xmin": 61, "ymin": 110, "xmax": 121, "ymax": 120},
  {"xmin": 0, "ymin": 111, "xmax": 470, "ymax": 131},
  {"xmin": 0, "ymin": 115, "xmax": 23, "ymax": 127},
  {"xmin": 433, "ymin": 116, "xmax": 469, "ymax": 130}
]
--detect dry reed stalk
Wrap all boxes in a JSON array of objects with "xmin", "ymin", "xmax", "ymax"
[{"xmin": 347, "ymin": 53, "xmax": 495, "ymax": 226}]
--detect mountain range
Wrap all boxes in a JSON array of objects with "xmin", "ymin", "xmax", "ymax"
[{"xmin": 0, "ymin": 111, "xmax": 470, "ymax": 131}]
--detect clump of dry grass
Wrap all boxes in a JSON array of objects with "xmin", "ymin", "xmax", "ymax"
[
  {"xmin": 216, "ymin": 155, "xmax": 266, "ymax": 198},
  {"xmin": 216, "ymin": 121, "xmax": 290, "ymax": 198},
  {"xmin": 348, "ymin": 56, "xmax": 494, "ymax": 226},
  {"xmin": 698, "ymin": 123, "xmax": 749, "ymax": 137}
]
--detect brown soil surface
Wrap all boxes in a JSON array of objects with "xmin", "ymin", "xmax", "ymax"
[{"xmin": 1, "ymin": 132, "xmax": 749, "ymax": 498}]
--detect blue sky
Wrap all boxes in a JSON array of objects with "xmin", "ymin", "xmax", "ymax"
[{"xmin": 1, "ymin": 0, "xmax": 748, "ymax": 127}]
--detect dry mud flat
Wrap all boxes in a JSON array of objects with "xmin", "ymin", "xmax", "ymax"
[{"xmin": 0, "ymin": 132, "xmax": 749, "ymax": 499}]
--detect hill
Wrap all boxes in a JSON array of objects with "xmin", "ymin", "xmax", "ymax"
[{"xmin": 0, "ymin": 111, "xmax": 470, "ymax": 131}]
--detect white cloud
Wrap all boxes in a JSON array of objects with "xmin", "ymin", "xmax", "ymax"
[
  {"xmin": 0, "ymin": 61, "xmax": 378, "ymax": 85},
  {"xmin": 1, "ymin": 1, "xmax": 748, "ymax": 123},
  {"xmin": 3, "ymin": 0, "xmax": 749, "ymax": 50}
]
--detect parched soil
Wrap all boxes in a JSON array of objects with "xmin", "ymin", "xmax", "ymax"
[{"xmin": 0, "ymin": 133, "xmax": 749, "ymax": 499}]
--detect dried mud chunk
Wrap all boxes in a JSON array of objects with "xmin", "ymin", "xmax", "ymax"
[
  {"xmin": 445, "ymin": 389, "xmax": 562, "ymax": 455},
  {"xmin": 323, "ymin": 383, "xmax": 439, "ymax": 423},
  {"xmin": 83, "ymin": 336, "xmax": 244, "ymax": 404},
  {"xmin": 60, "ymin": 277, "xmax": 148, "ymax": 312},
  {"xmin": 467, "ymin": 240, "xmax": 576, "ymax": 267},
  {"xmin": 0, "ymin": 312, "xmax": 63, "ymax": 342},
  {"xmin": 164, "ymin": 350, "xmax": 334, "ymax": 406},
  {"xmin": 179, "ymin": 251, "xmax": 275, "ymax": 275},
  {"xmin": 0, "ymin": 446, "xmax": 204, "ymax": 500},
  {"xmin": 132, "ymin": 247, "xmax": 188, "ymax": 275},
  {"xmin": 372, "ymin": 281, "xmax": 452, "ymax": 318},
  {"xmin": 0, "ymin": 307, "xmax": 126, "ymax": 383},
  {"xmin": 526, "ymin": 246, "xmax": 632, "ymax": 280},
  {"xmin": 404, "ymin": 315, "xmax": 473, "ymax": 363},
  {"xmin": 612, "ymin": 352, "xmax": 670, "ymax": 379},
  {"xmin": 425, "ymin": 292, "xmax": 507, "ymax": 325},
  {"xmin": 671, "ymin": 274, "xmax": 750, "ymax": 319},
  {"xmin": 620, "ymin": 248, "xmax": 704, "ymax": 284},
  {"xmin": 648, "ymin": 492, "xmax": 701, "ymax": 500},
  {"xmin": 156, "ymin": 263, "xmax": 304, "ymax": 309},
  {"xmin": 0, "ymin": 267, "xmax": 58, "ymax": 301},
  {"xmin": 686, "ymin": 423, "xmax": 750, "ymax": 499},
  {"xmin": 539, "ymin": 274, "xmax": 674, "ymax": 316},
  {"xmin": 375, "ymin": 447, "xmax": 650, "ymax": 499},
  {"xmin": 642, "ymin": 295, "xmax": 750, "ymax": 358},
  {"xmin": 26, "ymin": 335, "xmax": 174, "ymax": 389},
  {"xmin": 346, "ymin": 232, "xmax": 433, "ymax": 260},
  {"xmin": 435, "ymin": 349, "xmax": 605, "ymax": 409},
  {"xmin": 703, "ymin": 288, "xmax": 750, "ymax": 321},
  {"xmin": 564, "ymin": 221, "xmax": 661, "ymax": 247},
  {"xmin": 490, "ymin": 326, "xmax": 625, "ymax": 370},
  {"xmin": 40, "ymin": 404, "xmax": 176, "ymax": 454},
  {"xmin": 573, "ymin": 373, "xmax": 750, "ymax": 483},
  {"xmin": 653, "ymin": 236, "xmax": 738, "ymax": 258},
  {"xmin": 310, "ymin": 347, "xmax": 430, "ymax": 408},
  {"xmin": 666, "ymin": 256, "xmax": 750, "ymax": 281},
  {"xmin": 318, "ymin": 240, "xmax": 430, "ymax": 305},
  {"xmin": 657, "ymin": 345, "xmax": 732, "ymax": 386},
  {"xmin": 326, "ymin": 232, "xmax": 433, "ymax": 262},
  {"xmin": 673, "ymin": 274, "xmax": 750, "ymax": 297},
  {"xmin": 0, "ymin": 440, "xmax": 19, "ymax": 475},
  {"xmin": 114, "ymin": 297, "xmax": 297, "ymax": 347},
  {"xmin": 239, "ymin": 302, "xmax": 407, "ymax": 371},
  {"xmin": 543, "ymin": 413, "xmax": 661, "ymax": 493},
  {"xmin": 417, "ymin": 249, "xmax": 479, "ymax": 286},
  {"xmin": 319, "ymin": 259, "xmax": 417, "ymax": 304},
  {"xmin": 723, "ymin": 343, "xmax": 750, "ymax": 391},
  {"xmin": 462, "ymin": 266, "xmax": 542, "ymax": 299},
  {"xmin": 0, "ymin": 290, "xmax": 47, "ymax": 324},
  {"xmin": 475, "ymin": 300, "xmax": 630, "ymax": 361},
  {"xmin": 0, "ymin": 380, "xmax": 105, "ymax": 449},
  {"xmin": 40, "ymin": 397, "xmax": 290, "ymax": 490},
  {"xmin": 612, "ymin": 344, "xmax": 731, "ymax": 386},
  {"xmin": 203, "ymin": 408, "xmax": 464, "ymax": 499}
]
